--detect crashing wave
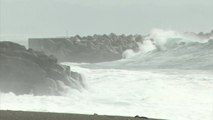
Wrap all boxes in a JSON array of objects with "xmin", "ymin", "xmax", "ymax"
[{"xmin": 84, "ymin": 29, "xmax": 213, "ymax": 70}]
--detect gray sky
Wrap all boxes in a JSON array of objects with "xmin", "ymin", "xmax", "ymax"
[{"xmin": 0, "ymin": 0, "xmax": 213, "ymax": 37}]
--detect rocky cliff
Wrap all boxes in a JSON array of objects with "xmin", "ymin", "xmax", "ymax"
[
  {"xmin": 0, "ymin": 41, "xmax": 84, "ymax": 95},
  {"xmin": 28, "ymin": 34, "xmax": 144, "ymax": 63}
]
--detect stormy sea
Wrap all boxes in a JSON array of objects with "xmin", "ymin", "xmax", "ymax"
[{"xmin": 0, "ymin": 29, "xmax": 212, "ymax": 120}]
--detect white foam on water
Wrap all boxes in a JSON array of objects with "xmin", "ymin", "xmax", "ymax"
[
  {"xmin": 0, "ymin": 65, "xmax": 212, "ymax": 120},
  {"xmin": 89, "ymin": 29, "xmax": 213, "ymax": 70},
  {"xmin": 0, "ymin": 29, "xmax": 213, "ymax": 120}
]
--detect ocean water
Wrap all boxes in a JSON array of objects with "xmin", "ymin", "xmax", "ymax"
[{"xmin": 0, "ymin": 29, "xmax": 213, "ymax": 120}]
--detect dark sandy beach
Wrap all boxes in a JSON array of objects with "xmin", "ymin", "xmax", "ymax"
[{"xmin": 0, "ymin": 110, "xmax": 164, "ymax": 120}]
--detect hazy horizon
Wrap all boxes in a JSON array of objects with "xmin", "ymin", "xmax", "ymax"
[
  {"xmin": 0, "ymin": 1, "xmax": 213, "ymax": 120},
  {"xmin": 0, "ymin": 0, "xmax": 213, "ymax": 38}
]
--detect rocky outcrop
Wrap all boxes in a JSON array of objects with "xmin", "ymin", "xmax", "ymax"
[
  {"xmin": 28, "ymin": 34, "xmax": 144, "ymax": 63},
  {"xmin": 184, "ymin": 30, "xmax": 213, "ymax": 39},
  {"xmin": 0, "ymin": 41, "xmax": 84, "ymax": 95}
]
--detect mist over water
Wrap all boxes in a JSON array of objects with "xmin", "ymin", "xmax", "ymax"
[
  {"xmin": 86, "ymin": 29, "xmax": 213, "ymax": 70},
  {"xmin": 0, "ymin": 35, "xmax": 28, "ymax": 47},
  {"xmin": 0, "ymin": 29, "xmax": 213, "ymax": 120}
]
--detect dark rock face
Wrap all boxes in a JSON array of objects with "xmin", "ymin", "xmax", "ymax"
[
  {"xmin": 28, "ymin": 34, "xmax": 144, "ymax": 63},
  {"xmin": 0, "ymin": 41, "xmax": 84, "ymax": 95}
]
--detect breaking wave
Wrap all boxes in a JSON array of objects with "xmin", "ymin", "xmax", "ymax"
[
  {"xmin": 87, "ymin": 29, "xmax": 213, "ymax": 70},
  {"xmin": 1, "ymin": 29, "xmax": 213, "ymax": 120}
]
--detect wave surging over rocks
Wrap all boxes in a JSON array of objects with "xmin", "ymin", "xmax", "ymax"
[
  {"xmin": 0, "ymin": 29, "xmax": 212, "ymax": 120},
  {"xmin": 0, "ymin": 41, "xmax": 85, "ymax": 95},
  {"xmin": 84, "ymin": 29, "xmax": 213, "ymax": 70}
]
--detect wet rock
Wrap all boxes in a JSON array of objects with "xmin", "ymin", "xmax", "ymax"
[{"xmin": 0, "ymin": 41, "xmax": 84, "ymax": 95}]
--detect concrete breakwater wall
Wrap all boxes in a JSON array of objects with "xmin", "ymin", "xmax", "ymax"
[{"xmin": 28, "ymin": 34, "xmax": 144, "ymax": 63}]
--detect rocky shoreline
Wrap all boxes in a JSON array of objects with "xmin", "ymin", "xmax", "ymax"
[{"xmin": 0, "ymin": 41, "xmax": 84, "ymax": 95}]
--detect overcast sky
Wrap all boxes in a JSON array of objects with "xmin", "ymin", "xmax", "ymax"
[{"xmin": 0, "ymin": 0, "xmax": 213, "ymax": 37}]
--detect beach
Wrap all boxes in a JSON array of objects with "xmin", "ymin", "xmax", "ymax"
[{"xmin": 0, "ymin": 110, "xmax": 164, "ymax": 120}]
